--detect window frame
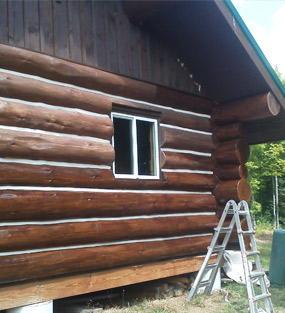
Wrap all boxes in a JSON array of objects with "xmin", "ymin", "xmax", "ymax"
[{"xmin": 111, "ymin": 111, "xmax": 160, "ymax": 180}]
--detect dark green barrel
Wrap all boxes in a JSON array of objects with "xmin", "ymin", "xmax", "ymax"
[{"xmin": 269, "ymin": 229, "xmax": 285, "ymax": 288}]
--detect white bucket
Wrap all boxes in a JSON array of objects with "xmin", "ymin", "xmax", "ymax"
[{"xmin": 7, "ymin": 300, "xmax": 53, "ymax": 313}]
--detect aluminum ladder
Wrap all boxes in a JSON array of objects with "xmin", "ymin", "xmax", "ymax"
[{"xmin": 187, "ymin": 200, "xmax": 274, "ymax": 313}]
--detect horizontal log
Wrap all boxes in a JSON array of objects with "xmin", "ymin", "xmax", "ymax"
[
  {"xmin": 161, "ymin": 127, "xmax": 215, "ymax": 153},
  {"xmin": 0, "ymin": 72, "xmax": 112, "ymax": 114},
  {"xmin": 0, "ymin": 163, "xmax": 216, "ymax": 191},
  {"xmin": 0, "ymin": 44, "xmax": 214, "ymax": 114},
  {"xmin": 163, "ymin": 151, "xmax": 216, "ymax": 171},
  {"xmin": 0, "ymin": 129, "xmax": 114, "ymax": 166},
  {"xmin": 213, "ymin": 139, "xmax": 250, "ymax": 164},
  {"xmin": 165, "ymin": 172, "xmax": 218, "ymax": 191},
  {"xmin": 0, "ymin": 236, "xmax": 211, "ymax": 284},
  {"xmin": 214, "ymin": 123, "xmax": 246, "ymax": 141},
  {"xmin": 214, "ymin": 164, "xmax": 248, "ymax": 180},
  {"xmin": 0, "ymin": 100, "xmax": 113, "ymax": 140},
  {"xmin": 213, "ymin": 179, "xmax": 252, "ymax": 203},
  {"xmin": 0, "ymin": 215, "xmax": 218, "ymax": 251},
  {"xmin": 212, "ymin": 92, "xmax": 281, "ymax": 124},
  {"xmin": 0, "ymin": 190, "xmax": 217, "ymax": 221}
]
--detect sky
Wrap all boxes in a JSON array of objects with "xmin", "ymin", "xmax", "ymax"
[{"xmin": 232, "ymin": 0, "xmax": 285, "ymax": 79}]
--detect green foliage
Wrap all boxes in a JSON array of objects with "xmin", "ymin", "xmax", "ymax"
[{"xmin": 247, "ymin": 141, "xmax": 285, "ymax": 223}]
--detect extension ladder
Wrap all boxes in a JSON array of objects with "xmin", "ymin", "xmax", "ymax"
[{"xmin": 187, "ymin": 200, "xmax": 274, "ymax": 313}]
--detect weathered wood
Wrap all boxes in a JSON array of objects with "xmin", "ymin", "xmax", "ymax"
[
  {"xmin": 214, "ymin": 123, "xmax": 246, "ymax": 141},
  {"xmin": 0, "ymin": 100, "xmax": 113, "ymax": 140},
  {"xmin": 161, "ymin": 127, "xmax": 215, "ymax": 153},
  {"xmin": 0, "ymin": 255, "xmax": 215, "ymax": 310},
  {"xmin": 0, "ymin": 72, "xmax": 112, "ymax": 115},
  {"xmin": 0, "ymin": 44, "xmax": 213, "ymax": 114},
  {"xmin": 0, "ymin": 236, "xmax": 211, "ymax": 284},
  {"xmin": 163, "ymin": 151, "xmax": 216, "ymax": 171},
  {"xmin": 0, "ymin": 129, "xmax": 114, "ymax": 166},
  {"xmin": 212, "ymin": 92, "xmax": 281, "ymax": 124},
  {"xmin": 213, "ymin": 139, "xmax": 250, "ymax": 164},
  {"xmin": 0, "ymin": 190, "xmax": 217, "ymax": 221},
  {"xmin": 0, "ymin": 163, "xmax": 217, "ymax": 191},
  {"xmin": 213, "ymin": 179, "xmax": 252, "ymax": 203},
  {"xmin": 214, "ymin": 164, "xmax": 248, "ymax": 180},
  {"xmin": 0, "ymin": 215, "xmax": 218, "ymax": 251}
]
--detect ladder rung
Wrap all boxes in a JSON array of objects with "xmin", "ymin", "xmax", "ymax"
[
  {"xmin": 253, "ymin": 293, "xmax": 271, "ymax": 302},
  {"xmin": 246, "ymin": 250, "xmax": 260, "ymax": 257},
  {"xmin": 212, "ymin": 245, "xmax": 225, "ymax": 253},
  {"xmin": 250, "ymin": 271, "xmax": 265, "ymax": 279},
  {"xmin": 241, "ymin": 230, "xmax": 255, "ymax": 236},
  {"xmin": 206, "ymin": 263, "xmax": 218, "ymax": 270},
  {"xmin": 237, "ymin": 211, "xmax": 248, "ymax": 215},
  {"xmin": 215, "ymin": 227, "xmax": 232, "ymax": 233},
  {"xmin": 199, "ymin": 280, "xmax": 211, "ymax": 288},
  {"xmin": 227, "ymin": 209, "xmax": 234, "ymax": 214}
]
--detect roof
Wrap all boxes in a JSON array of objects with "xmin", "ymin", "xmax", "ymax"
[{"xmin": 124, "ymin": 0, "xmax": 285, "ymax": 144}]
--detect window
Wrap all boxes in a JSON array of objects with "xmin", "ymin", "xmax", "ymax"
[{"xmin": 112, "ymin": 112, "xmax": 159, "ymax": 179}]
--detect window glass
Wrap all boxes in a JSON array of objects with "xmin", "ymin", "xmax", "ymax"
[
  {"xmin": 137, "ymin": 120, "xmax": 154, "ymax": 176},
  {"xmin": 113, "ymin": 117, "xmax": 133, "ymax": 174},
  {"xmin": 112, "ymin": 113, "xmax": 159, "ymax": 179}
]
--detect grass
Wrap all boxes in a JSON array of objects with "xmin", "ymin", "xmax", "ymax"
[{"xmin": 99, "ymin": 223, "xmax": 285, "ymax": 313}]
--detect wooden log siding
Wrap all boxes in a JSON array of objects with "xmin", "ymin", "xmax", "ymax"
[
  {"xmin": 214, "ymin": 123, "xmax": 246, "ymax": 142},
  {"xmin": 0, "ymin": 236, "xmax": 212, "ymax": 284},
  {"xmin": 214, "ymin": 164, "xmax": 248, "ymax": 181},
  {"xmin": 0, "ymin": 191, "xmax": 217, "ymax": 221},
  {"xmin": 0, "ymin": 215, "xmax": 219, "ymax": 251},
  {"xmin": 0, "ymin": 44, "xmax": 214, "ymax": 114},
  {"xmin": 213, "ymin": 139, "xmax": 250, "ymax": 165},
  {"xmin": 212, "ymin": 92, "xmax": 281, "ymax": 124},
  {"xmin": 0, "ymin": 129, "xmax": 114, "ymax": 166},
  {"xmin": 0, "ymin": 100, "xmax": 114, "ymax": 140},
  {"xmin": 0, "ymin": 163, "xmax": 217, "ymax": 191},
  {"xmin": 163, "ymin": 151, "xmax": 216, "ymax": 171},
  {"xmin": 161, "ymin": 127, "xmax": 215, "ymax": 153},
  {"xmin": 0, "ymin": 72, "xmax": 112, "ymax": 115},
  {"xmin": 213, "ymin": 179, "xmax": 251, "ymax": 203}
]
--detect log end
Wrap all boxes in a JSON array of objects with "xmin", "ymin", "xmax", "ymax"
[
  {"xmin": 237, "ymin": 179, "xmax": 252, "ymax": 203},
  {"xmin": 267, "ymin": 92, "xmax": 281, "ymax": 116}
]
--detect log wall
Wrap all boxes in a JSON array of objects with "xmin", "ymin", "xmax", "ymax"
[
  {"xmin": 0, "ymin": 44, "xmax": 217, "ymax": 288},
  {"xmin": 0, "ymin": 0, "xmax": 205, "ymax": 96}
]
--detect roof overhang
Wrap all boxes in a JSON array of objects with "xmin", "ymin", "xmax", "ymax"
[{"xmin": 124, "ymin": 0, "xmax": 285, "ymax": 143}]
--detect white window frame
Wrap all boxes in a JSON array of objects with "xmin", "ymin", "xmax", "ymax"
[{"xmin": 111, "ymin": 112, "xmax": 160, "ymax": 179}]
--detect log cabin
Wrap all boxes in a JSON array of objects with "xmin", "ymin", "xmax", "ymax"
[{"xmin": 0, "ymin": 0, "xmax": 284, "ymax": 310}]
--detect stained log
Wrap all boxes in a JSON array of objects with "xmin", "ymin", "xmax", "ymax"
[
  {"xmin": 165, "ymin": 172, "xmax": 218, "ymax": 191},
  {"xmin": 213, "ymin": 139, "xmax": 250, "ymax": 164},
  {"xmin": 0, "ymin": 100, "xmax": 113, "ymax": 140},
  {"xmin": 0, "ymin": 190, "xmax": 217, "ymax": 221},
  {"xmin": 0, "ymin": 129, "xmax": 114, "ymax": 165},
  {"xmin": 0, "ymin": 215, "xmax": 219, "ymax": 251},
  {"xmin": 161, "ymin": 127, "xmax": 215, "ymax": 153},
  {"xmin": 212, "ymin": 92, "xmax": 281, "ymax": 124},
  {"xmin": 0, "ymin": 72, "xmax": 112, "ymax": 115},
  {"xmin": 0, "ymin": 163, "xmax": 216, "ymax": 191},
  {"xmin": 214, "ymin": 164, "xmax": 248, "ymax": 180},
  {"xmin": 163, "ymin": 151, "xmax": 216, "ymax": 171},
  {"xmin": 0, "ymin": 44, "xmax": 214, "ymax": 114},
  {"xmin": 214, "ymin": 123, "xmax": 246, "ymax": 141},
  {"xmin": 0, "ymin": 236, "xmax": 211, "ymax": 284},
  {"xmin": 213, "ymin": 179, "xmax": 252, "ymax": 203}
]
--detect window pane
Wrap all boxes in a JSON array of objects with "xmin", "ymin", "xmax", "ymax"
[
  {"xmin": 113, "ymin": 117, "xmax": 133, "ymax": 174},
  {"xmin": 136, "ymin": 120, "xmax": 155, "ymax": 176}
]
